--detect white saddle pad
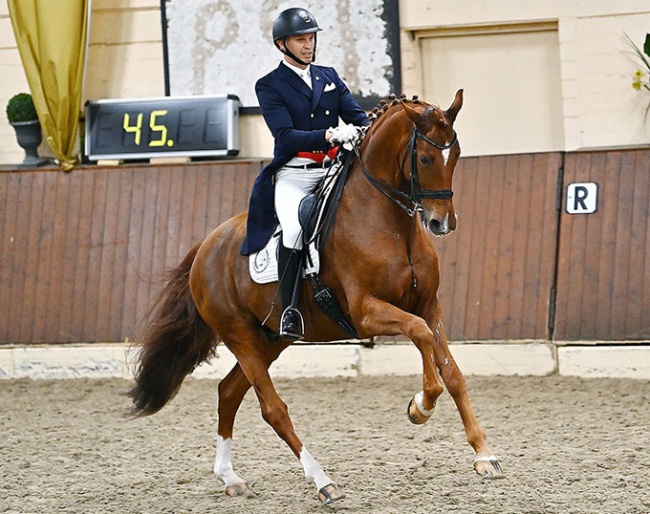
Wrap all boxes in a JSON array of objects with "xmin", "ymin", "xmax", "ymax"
[
  {"xmin": 249, "ymin": 230, "xmax": 320, "ymax": 284},
  {"xmin": 249, "ymin": 158, "xmax": 348, "ymax": 285}
]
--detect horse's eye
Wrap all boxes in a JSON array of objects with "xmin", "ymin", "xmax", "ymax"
[{"xmin": 419, "ymin": 156, "xmax": 431, "ymax": 165}]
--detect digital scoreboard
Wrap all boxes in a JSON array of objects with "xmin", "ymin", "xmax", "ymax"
[{"xmin": 85, "ymin": 95, "xmax": 240, "ymax": 161}]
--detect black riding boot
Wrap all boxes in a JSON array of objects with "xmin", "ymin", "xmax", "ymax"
[{"xmin": 278, "ymin": 244, "xmax": 304, "ymax": 341}]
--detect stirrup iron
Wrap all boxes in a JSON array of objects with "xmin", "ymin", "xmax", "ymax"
[{"xmin": 280, "ymin": 306, "xmax": 304, "ymax": 341}]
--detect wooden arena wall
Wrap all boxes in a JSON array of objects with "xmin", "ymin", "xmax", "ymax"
[
  {"xmin": 1, "ymin": 148, "xmax": 649, "ymax": 345},
  {"xmin": 0, "ymin": 160, "xmax": 262, "ymax": 345},
  {"xmin": 554, "ymin": 149, "xmax": 650, "ymax": 340}
]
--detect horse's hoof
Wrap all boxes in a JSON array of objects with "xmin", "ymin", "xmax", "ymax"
[
  {"xmin": 225, "ymin": 482, "xmax": 251, "ymax": 497},
  {"xmin": 473, "ymin": 456, "xmax": 505, "ymax": 479},
  {"xmin": 317, "ymin": 483, "xmax": 345, "ymax": 505},
  {"xmin": 407, "ymin": 397, "xmax": 433, "ymax": 425}
]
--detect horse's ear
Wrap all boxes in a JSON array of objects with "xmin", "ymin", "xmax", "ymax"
[
  {"xmin": 444, "ymin": 89, "xmax": 463, "ymax": 125},
  {"xmin": 402, "ymin": 101, "xmax": 435, "ymax": 133}
]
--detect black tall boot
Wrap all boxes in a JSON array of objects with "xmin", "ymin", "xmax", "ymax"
[{"xmin": 277, "ymin": 244, "xmax": 304, "ymax": 341}]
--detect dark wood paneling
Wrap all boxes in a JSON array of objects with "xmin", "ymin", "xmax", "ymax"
[
  {"xmin": 554, "ymin": 149, "xmax": 650, "ymax": 340},
  {"xmin": 3, "ymin": 149, "xmax": 648, "ymax": 345},
  {"xmin": 436, "ymin": 152, "xmax": 562, "ymax": 340},
  {"xmin": 0, "ymin": 161, "xmax": 262, "ymax": 344}
]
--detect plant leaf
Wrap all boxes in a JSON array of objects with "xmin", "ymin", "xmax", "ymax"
[{"xmin": 626, "ymin": 33, "xmax": 650, "ymax": 72}]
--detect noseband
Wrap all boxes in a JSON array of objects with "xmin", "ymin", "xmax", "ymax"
[{"xmin": 355, "ymin": 126, "xmax": 457, "ymax": 217}]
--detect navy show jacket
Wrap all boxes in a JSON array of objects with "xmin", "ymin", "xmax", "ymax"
[{"xmin": 240, "ymin": 62, "xmax": 369, "ymax": 255}]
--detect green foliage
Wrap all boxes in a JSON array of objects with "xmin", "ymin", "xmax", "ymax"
[
  {"xmin": 627, "ymin": 33, "xmax": 650, "ymax": 120},
  {"xmin": 6, "ymin": 93, "xmax": 38, "ymax": 123}
]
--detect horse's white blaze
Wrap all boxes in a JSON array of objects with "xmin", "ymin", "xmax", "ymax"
[
  {"xmin": 300, "ymin": 446, "xmax": 333, "ymax": 490},
  {"xmin": 214, "ymin": 436, "xmax": 245, "ymax": 486},
  {"xmin": 442, "ymin": 147, "xmax": 451, "ymax": 166}
]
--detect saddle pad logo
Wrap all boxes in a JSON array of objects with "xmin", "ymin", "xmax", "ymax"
[
  {"xmin": 249, "ymin": 232, "xmax": 319, "ymax": 284},
  {"xmin": 253, "ymin": 248, "xmax": 270, "ymax": 273}
]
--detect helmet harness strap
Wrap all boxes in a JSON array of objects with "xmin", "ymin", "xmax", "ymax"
[{"xmin": 275, "ymin": 35, "xmax": 317, "ymax": 67}]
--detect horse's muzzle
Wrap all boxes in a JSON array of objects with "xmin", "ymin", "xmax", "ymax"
[{"xmin": 424, "ymin": 211, "xmax": 457, "ymax": 236}]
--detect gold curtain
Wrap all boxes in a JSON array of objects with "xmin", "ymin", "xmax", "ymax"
[{"xmin": 8, "ymin": 0, "xmax": 90, "ymax": 171}]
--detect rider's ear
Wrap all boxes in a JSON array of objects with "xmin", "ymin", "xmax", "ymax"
[{"xmin": 444, "ymin": 89, "xmax": 464, "ymax": 125}]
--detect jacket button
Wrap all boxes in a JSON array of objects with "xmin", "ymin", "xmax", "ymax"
[
  {"xmin": 325, "ymin": 110, "xmax": 330, "ymax": 115},
  {"xmin": 310, "ymin": 113, "xmax": 314, "ymax": 118}
]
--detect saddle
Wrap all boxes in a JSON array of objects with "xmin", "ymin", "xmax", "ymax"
[{"xmin": 248, "ymin": 150, "xmax": 359, "ymax": 338}]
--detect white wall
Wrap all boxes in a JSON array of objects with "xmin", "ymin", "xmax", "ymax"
[
  {"xmin": 400, "ymin": 0, "xmax": 650, "ymax": 153},
  {"xmin": 0, "ymin": 2, "xmax": 31, "ymax": 164},
  {"xmin": 0, "ymin": 0, "xmax": 168, "ymax": 166},
  {"xmin": 0, "ymin": 0, "xmax": 271, "ymax": 166},
  {"xmin": 2, "ymin": 1, "xmax": 650, "ymax": 165},
  {"xmin": 418, "ymin": 26, "xmax": 565, "ymax": 156},
  {"xmin": 84, "ymin": 0, "xmax": 166, "ymax": 103}
]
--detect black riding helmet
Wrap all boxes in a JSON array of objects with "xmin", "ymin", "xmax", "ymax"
[{"xmin": 272, "ymin": 7, "xmax": 322, "ymax": 66}]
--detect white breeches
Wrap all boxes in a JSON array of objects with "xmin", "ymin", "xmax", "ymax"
[{"xmin": 275, "ymin": 166, "xmax": 328, "ymax": 249}]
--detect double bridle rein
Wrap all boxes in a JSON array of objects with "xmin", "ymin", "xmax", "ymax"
[{"xmin": 354, "ymin": 126, "xmax": 457, "ymax": 217}]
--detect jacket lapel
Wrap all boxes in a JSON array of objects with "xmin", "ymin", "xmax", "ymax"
[
  {"xmin": 278, "ymin": 63, "xmax": 312, "ymax": 99},
  {"xmin": 311, "ymin": 67, "xmax": 325, "ymax": 111}
]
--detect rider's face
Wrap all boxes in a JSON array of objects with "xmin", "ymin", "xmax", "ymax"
[{"xmin": 280, "ymin": 33, "xmax": 315, "ymax": 67}]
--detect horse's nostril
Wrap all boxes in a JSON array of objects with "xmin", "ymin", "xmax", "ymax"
[{"xmin": 429, "ymin": 219, "xmax": 444, "ymax": 234}]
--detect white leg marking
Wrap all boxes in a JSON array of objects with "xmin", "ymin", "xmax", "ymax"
[
  {"xmin": 214, "ymin": 436, "xmax": 246, "ymax": 487},
  {"xmin": 414, "ymin": 390, "xmax": 436, "ymax": 417},
  {"xmin": 300, "ymin": 446, "xmax": 333, "ymax": 491}
]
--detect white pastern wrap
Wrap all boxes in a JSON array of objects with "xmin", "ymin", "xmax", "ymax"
[
  {"xmin": 214, "ymin": 436, "xmax": 245, "ymax": 487},
  {"xmin": 300, "ymin": 446, "xmax": 333, "ymax": 491},
  {"xmin": 414, "ymin": 390, "xmax": 436, "ymax": 417}
]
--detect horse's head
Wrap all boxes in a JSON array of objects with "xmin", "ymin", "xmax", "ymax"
[
  {"xmin": 357, "ymin": 91, "xmax": 463, "ymax": 236},
  {"xmin": 399, "ymin": 90, "xmax": 463, "ymax": 236}
]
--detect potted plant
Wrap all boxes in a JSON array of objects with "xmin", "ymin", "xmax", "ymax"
[
  {"xmin": 5, "ymin": 92, "xmax": 47, "ymax": 167},
  {"xmin": 628, "ymin": 33, "xmax": 650, "ymax": 119},
  {"xmin": 6, "ymin": 92, "xmax": 38, "ymax": 123}
]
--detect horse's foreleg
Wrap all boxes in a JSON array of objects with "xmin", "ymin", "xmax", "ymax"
[
  {"xmin": 427, "ymin": 310, "xmax": 504, "ymax": 479},
  {"xmin": 357, "ymin": 298, "xmax": 503, "ymax": 478},
  {"xmin": 228, "ymin": 342, "xmax": 344, "ymax": 504},
  {"xmin": 214, "ymin": 363, "xmax": 252, "ymax": 496},
  {"xmin": 357, "ymin": 298, "xmax": 444, "ymax": 423}
]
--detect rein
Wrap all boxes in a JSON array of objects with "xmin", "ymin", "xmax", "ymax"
[{"xmin": 354, "ymin": 126, "xmax": 457, "ymax": 217}]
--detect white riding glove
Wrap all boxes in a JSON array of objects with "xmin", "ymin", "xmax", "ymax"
[{"xmin": 328, "ymin": 124, "xmax": 363, "ymax": 145}]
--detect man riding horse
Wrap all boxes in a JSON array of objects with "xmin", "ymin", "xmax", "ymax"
[
  {"xmin": 128, "ymin": 8, "xmax": 504, "ymax": 506},
  {"xmin": 241, "ymin": 7, "xmax": 369, "ymax": 341}
]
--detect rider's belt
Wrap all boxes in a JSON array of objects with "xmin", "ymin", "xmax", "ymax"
[{"xmin": 285, "ymin": 162, "xmax": 326, "ymax": 169}]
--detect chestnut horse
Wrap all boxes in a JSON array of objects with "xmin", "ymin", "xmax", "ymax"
[{"xmin": 128, "ymin": 90, "xmax": 504, "ymax": 505}]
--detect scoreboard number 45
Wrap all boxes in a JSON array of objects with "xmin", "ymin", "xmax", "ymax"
[
  {"xmin": 85, "ymin": 95, "xmax": 240, "ymax": 161},
  {"xmin": 123, "ymin": 110, "xmax": 173, "ymax": 148}
]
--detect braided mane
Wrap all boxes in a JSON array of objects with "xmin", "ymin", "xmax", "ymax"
[{"xmin": 367, "ymin": 93, "xmax": 430, "ymax": 125}]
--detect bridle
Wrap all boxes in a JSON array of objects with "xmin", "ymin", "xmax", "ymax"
[{"xmin": 355, "ymin": 125, "xmax": 458, "ymax": 217}]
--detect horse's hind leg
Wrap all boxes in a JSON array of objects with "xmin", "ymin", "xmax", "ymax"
[
  {"xmin": 427, "ymin": 310, "xmax": 504, "ymax": 479},
  {"xmin": 214, "ymin": 343, "xmax": 292, "ymax": 496},
  {"xmin": 225, "ymin": 337, "xmax": 345, "ymax": 504},
  {"xmin": 214, "ymin": 363, "xmax": 253, "ymax": 496}
]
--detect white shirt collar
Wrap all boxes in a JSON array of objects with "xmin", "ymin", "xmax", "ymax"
[{"xmin": 282, "ymin": 60, "xmax": 312, "ymax": 88}]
